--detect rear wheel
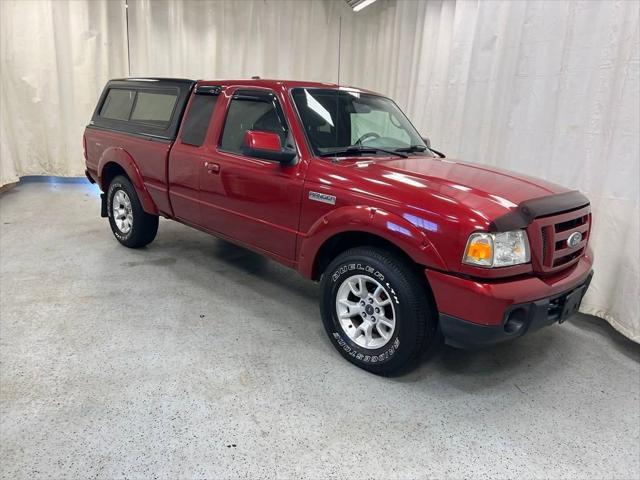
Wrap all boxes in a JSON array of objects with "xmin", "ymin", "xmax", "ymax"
[
  {"xmin": 107, "ymin": 175, "xmax": 158, "ymax": 248},
  {"xmin": 319, "ymin": 247, "xmax": 437, "ymax": 375}
]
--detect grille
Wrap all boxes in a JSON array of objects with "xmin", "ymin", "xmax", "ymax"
[{"xmin": 527, "ymin": 205, "xmax": 591, "ymax": 274}]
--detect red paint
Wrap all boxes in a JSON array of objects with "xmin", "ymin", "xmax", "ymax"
[
  {"xmin": 428, "ymin": 248, "xmax": 594, "ymax": 326},
  {"xmin": 84, "ymin": 79, "xmax": 593, "ymax": 329},
  {"xmin": 86, "ymin": 131, "xmax": 164, "ymax": 216},
  {"xmin": 244, "ymin": 130, "xmax": 282, "ymax": 152},
  {"xmin": 528, "ymin": 206, "xmax": 591, "ymax": 274}
]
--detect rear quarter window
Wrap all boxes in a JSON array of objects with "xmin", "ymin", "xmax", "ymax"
[{"xmin": 181, "ymin": 94, "xmax": 218, "ymax": 147}]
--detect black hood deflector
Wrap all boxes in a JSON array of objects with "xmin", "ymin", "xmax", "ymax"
[{"xmin": 490, "ymin": 191, "xmax": 590, "ymax": 232}]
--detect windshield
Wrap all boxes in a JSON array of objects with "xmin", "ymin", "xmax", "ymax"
[{"xmin": 291, "ymin": 88, "xmax": 430, "ymax": 157}]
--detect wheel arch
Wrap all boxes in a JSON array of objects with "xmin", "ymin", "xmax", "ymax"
[
  {"xmin": 100, "ymin": 162, "xmax": 127, "ymax": 191},
  {"xmin": 312, "ymin": 231, "xmax": 441, "ymax": 333},
  {"xmin": 311, "ymin": 231, "xmax": 414, "ymax": 280},
  {"xmin": 97, "ymin": 148, "xmax": 158, "ymax": 215},
  {"xmin": 298, "ymin": 206, "xmax": 447, "ymax": 282}
]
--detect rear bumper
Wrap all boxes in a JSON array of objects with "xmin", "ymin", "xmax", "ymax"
[{"xmin": 425, "ymin": 252, "xmax": 594, "ymax": 349}]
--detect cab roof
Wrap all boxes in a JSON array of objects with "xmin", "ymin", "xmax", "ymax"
[
  {"xmin": 117, "ymin": 77, "xmax": 380, "ymax": 95},
  {"xmin": 202, "ymin": 78, "xmax": 380, "ymax": 95}
]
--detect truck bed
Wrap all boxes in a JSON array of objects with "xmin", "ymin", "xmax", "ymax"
[{"xmin": 84, "ymin": 78, "xmax": 196, "ymax": 216}]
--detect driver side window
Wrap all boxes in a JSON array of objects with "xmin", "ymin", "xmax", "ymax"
[
  {"xmin": 220, "ymin": 94, "xmax": 288, "ymax": 155},
  {"xmin": 350, "ymin": 110, "xmax": 410, "ymax": 145}
]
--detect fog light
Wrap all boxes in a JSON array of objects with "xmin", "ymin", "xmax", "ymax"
[{"xmin": 504, "ymin": 308, "xmax": 527, "ymax": 334}]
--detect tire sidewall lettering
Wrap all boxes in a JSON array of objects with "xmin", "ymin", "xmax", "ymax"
[
  {"xmin": 331, "ymin": 262, "xmax": 386, "ymax": 287},
  {"xmin": 328, "ymin": 261, "xmax": 402, "ymax": 365},
  {"xmin": 332, "ymin": 332, "xmax": 400, "ymax": 364}
]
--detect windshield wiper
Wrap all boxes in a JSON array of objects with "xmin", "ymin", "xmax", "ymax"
[
  {"xmin": 395, "ymin": 145, "xmax": 428, "ymax": 153},
  {"xmin": 319, "ymin": 146, "xmax": 408, "ymax": 159},
  {"xmin": 396, "ymin": 144, "xmax": 445, "ymax": 157}
]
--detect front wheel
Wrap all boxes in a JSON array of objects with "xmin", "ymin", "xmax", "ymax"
[
  {"xmin": 320, "ymin": 247, "xmax": 438, "ymax": 375},
  {"xmin": 107, "ymin": 175, "xmax": 158, "ymax": 248}
]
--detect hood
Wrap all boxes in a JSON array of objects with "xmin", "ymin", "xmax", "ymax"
[{"xmin": 335, "ymin": 155, "xmax": 571, "ymax": 225}]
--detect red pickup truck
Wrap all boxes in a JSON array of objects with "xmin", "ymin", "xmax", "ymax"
[{"xmin": 84, "ymin": 78, "xmax": 593, "ymax": 374}]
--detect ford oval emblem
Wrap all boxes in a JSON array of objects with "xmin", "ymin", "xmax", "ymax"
[{"xmin": 567, "ymin": 231, "xmax": 582, "ymax": 248}]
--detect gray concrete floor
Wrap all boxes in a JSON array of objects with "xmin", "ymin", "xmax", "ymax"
[{"xmin": 1, "ymin": 179, "xmax": 639, "ymax": 480}]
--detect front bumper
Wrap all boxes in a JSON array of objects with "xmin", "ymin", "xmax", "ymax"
[{"xmin": 426, "ymin": 253, "xmax": 594, "ymax": 349}]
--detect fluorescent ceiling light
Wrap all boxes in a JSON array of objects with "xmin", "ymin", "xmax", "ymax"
[{"xmin": 349, "ymin": 0, "xmax": 378, "ymax": 12}]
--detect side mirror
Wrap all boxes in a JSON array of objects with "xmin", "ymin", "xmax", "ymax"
[
  {"xmin": 422, "ymin": 136, "xmax": 445, "ymax": 158},
  {"xmin": 242, "ymin": 130, "xmax": 296, "ymax": 164}
]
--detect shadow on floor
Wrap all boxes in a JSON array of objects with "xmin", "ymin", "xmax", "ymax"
[
  {"xmin": 570, "ymin": 313, "xmax": 640, "ymax": 362},
  {"xmin": 151, "ymin": 227, "xmax": 639, "ymax": 388}
]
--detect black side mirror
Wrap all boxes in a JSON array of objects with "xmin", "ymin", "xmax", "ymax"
[{"xmin": 247, "ymin": 145, "xmax": 297, "ymax": 164}]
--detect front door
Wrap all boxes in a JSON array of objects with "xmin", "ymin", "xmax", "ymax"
[{"xmin": 199, "ymin": 89, "xmax": 305, "ymax": 261}]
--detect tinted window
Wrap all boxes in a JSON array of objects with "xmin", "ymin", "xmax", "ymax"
[
  {"xmin": 220, "ymin": 96, "xmax": 287, "ymax": 154},
  {"xmin": 351, "ymin": 110, "xmax": 410, "ymax": 144},
  {"xmin": 100, "ymin": 89, "xmax": 135, "ymax": 120},
  {"xmin": 181, "ymin": 94, "xmax": 218, "ymax": 147},
  {"xmin": 291, "ymin": 88, "xmax": 426, "ymax": 155},
  {"xmin": 130, "ymin": 91, "xmax": 177, "ymax": 126},
  {"xmin": 92, "ymin": 79, "xmax": 194, "ymax": 140}
]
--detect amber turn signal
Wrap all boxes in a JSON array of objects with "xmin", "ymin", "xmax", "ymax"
[
  {"xmin": 463, "ymin": 233, "xmax": 494, "ymax": 267},
  {"xmin": 463, "ymin": 230, "xmax": 531, "ymax": 268}
]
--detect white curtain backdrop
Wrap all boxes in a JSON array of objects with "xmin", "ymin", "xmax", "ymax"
[
  {"xmin": 0, "ymin": 0, "xmax": 638, "ymax": 341},
  {"xmin": 0, "ymin": 0, "xmax": 128, "ymax": 186},
  {"xmin": 339, "ymin": 0, "xmax": 640, "ymax": 342},
  {"xmin": 128, "ymin": 0, "xmax": 342, "ymax": 81}
]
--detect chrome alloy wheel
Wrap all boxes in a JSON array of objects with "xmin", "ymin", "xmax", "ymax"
[
  {"xmin": 112, "ymin": 189, "xmax": 133, "ymax": 234},
  {"xmin": 335, "ymin": 274, "xmax": 396, "ymax": 349}
]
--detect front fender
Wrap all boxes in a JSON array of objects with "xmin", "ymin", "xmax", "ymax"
[
  {"xmin": 297, "ymin": 205, "xmax": 447, "ymax": 278},
  {"xmin": 97, "ymin": 147, "xmax": 158, "ymax": 215}
]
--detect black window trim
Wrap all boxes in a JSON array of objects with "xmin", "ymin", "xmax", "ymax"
[
  {"xmin": 85, "ymin": 123, "xmax": 173, "ymax": 144},
  {"xmin": 90, "ymin": 78, "xmax": 195, "ymax": 141},
  {"xmin": 218, "ymin": 88, "xmax": 296, "ymax": 159},
  {"xmin": 97, "ymin": 87, "xmax": 179, "ymax": 133}
]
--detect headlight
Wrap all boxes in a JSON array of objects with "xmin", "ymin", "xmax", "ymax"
[{"xmin": 463, "ymin": 230, "xmax": 530, "ymax": 267}]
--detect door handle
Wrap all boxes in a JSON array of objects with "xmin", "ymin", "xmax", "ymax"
[{"xmin": 204, "ymin": 161, "xmax": 220, "ymax": 174}]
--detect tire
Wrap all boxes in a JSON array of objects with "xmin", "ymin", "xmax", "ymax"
[
  {"xmin": 107, "ymin": 175, "xmax": 158, "ymax": 248},
  {"xmin": 319, "ymin": 247, "xmax": 437, "ymax": 375}
]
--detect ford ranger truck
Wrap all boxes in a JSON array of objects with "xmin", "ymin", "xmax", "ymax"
[{"xmin": 84, "ymin": 78, "xmax": 594, "ymax": 375}]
